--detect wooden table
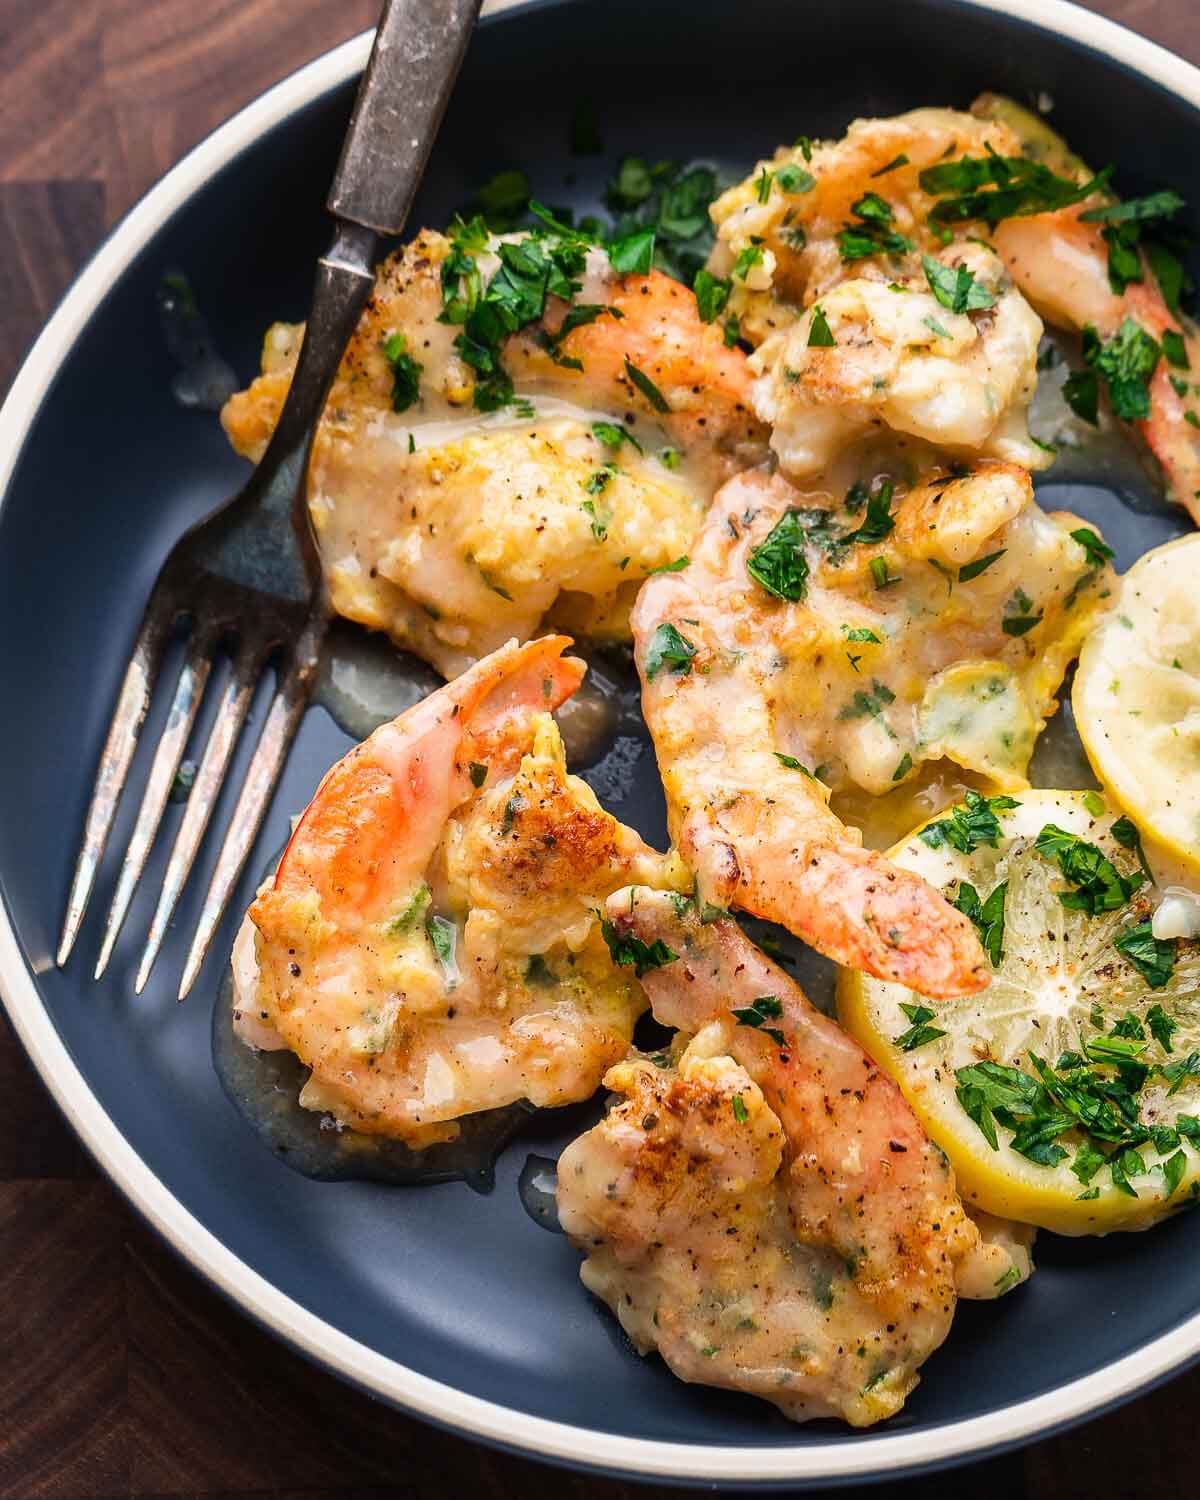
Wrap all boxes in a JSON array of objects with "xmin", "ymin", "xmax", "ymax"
[{"xmin": 1, "ymin": 1, "xmax": 1196, "ymax": 1494}]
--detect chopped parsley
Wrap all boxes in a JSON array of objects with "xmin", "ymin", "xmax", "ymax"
[
  {"xmin": 426, "ymin": 913, "xmax": 459, "ymax": 984},
  {"xmin": 921, "ymin": 254, "xmax": 996, "ymax": 314},
  {"xmin": 599, "ymin": 917, "xmax": 678, "ymax": 977},
  {"xmin": 693, "ymin": 268, "xmax": 731, "ymax": 323},
  {"xmin": 1002, "ymin": 586, "xmax": 1042, "ymax": 637},
  {"xmin": 776, "ymin": 163, "xmax": 816, "ymax": 194},
  {"xmin": 1070, "ymin": 527, "xmax": 1115, "ymax": 570},
  {"xmin": 746, "ymin": 510, "xmax": 811, "ymax": 602},
  {"xmin": 844, "ymin": 626, "xmax": 882, "ymax": 643},
  {"xmin": 1065, "ymin": 318, "xmax": 1162, "ymax": 426},
  {"xmin": 387, "ymin": 882, "xmax": 432, "ymax": 935},
  {"xmin": 892, "ymin": 752, "xmax": 913, "ymax": 782},
  {"xmin": 644, "ymin": 622, "xmax": 697, "ymax": 680},
  {"xmin": 608, "ymin": 225, "xmax": 656, "ymax": 274},
  {"xmin": 1163, "ymin": 328, "xmax": 1190, "ymax": 369},
  {"xmin": 872, "ymin": 153, "xmax": 910, "ymax": 177},
  {"xmin": 624, "ymin": 356, "xmax": 671, "ymax": 412},
  {"xmin": 732, "ymin": 1092, "xmax": 749, "ymax": 1124},
  {"xmin": 808, "ymin": 304, "xmax": 836, "ymax": 346},
  {"xmin": 733, "ymin": 242, "xmax": 765, "ymax": 280},
  {"xmin": 953, "ymin": 879, "xmax": 1007, "ymax": 967},
  {"xmin": 845, "ymin": 481, "xmax": 895, "ymax": 544},
  {"xmin": 775, "ymin": 753, "xmax": 816, "ymax": 777},
  {"xmin": 919, "ymin": 790, "xmax": 1020, "ymax": 855},
  {"xmin": 919, "ymin": 153, "xmax": 1111, "ymax": 229},
  {"xmin": 383, "ymin": 331, "xmax": 423, "ymax": 412},
  {"xmin": 1110, "ymin": 814, "xmax": 1156, "ymax": 886},
  {"xmin": 837, "ymin": 192, "xmax": 913, "ymax": 261},
  {"xmin": 1114, "ymin": 921, "xmax": 1176, "ymax": 989},
  {"xmin": 732, "ymin": 994, "xmax": 786, "ymax": 1046},
  {"xmin": 869, "ymin": 556, "xmax": 900, "ymax": 589},
  {"xmin": 647, "ymin": 556, "xmax": 690, "ymax": 575},
  {"xmin": 837, "ymin": 680, "xmax": 896, "ymax": 722},
  {"xmin": 467, "ymin": 761, "xmax": 489, "ymax": 789},
  {"xmin": 592, "ymin": 420, "xmax": 642, "ymax": 454},
  {"xmin": 893, "ymin": 1001, "xmax": 946, "ymax": 1052},
  {"xmin": 1033, "ymin": 824, "xmax": 1142, "ymax": 915},
  {"xmin": 959, "ymin": 549, "xmax": 1006, "ymax": 583}
]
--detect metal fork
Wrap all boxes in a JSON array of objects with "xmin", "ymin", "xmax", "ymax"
[{"xmin": 57, "ymin": 0, "xmax": 483, "ymax": 1000}]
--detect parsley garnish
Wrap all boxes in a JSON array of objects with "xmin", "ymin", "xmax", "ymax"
[
  {"xmin": 845, "ymin": 481, "xmax": 895, "ymax": 544},
  {"xmin": 1033, "ymin": 824, "xmax": 1142, "ymax": 915},
  {"xmin": 732, "ymin": 1093, "xmax": 749, "ymax": 1123},
  {"xmin": 953, "ymin": 879, "xmax": 1007, "ymax": 967},
  {"xmin": 920, "ymin": 153, "xmax": 1111, "ymax": 228},
  {"xmin": 608, "ymin": 225, "xmax": 656, "ymax": 274},
  {"xmin": 467, "ymin": 762, "xmax": 488, "ymax": 789},
  {"xmin": 746, "ymin": 510, "xmax": 811, "ymax": 602},
  {"xmin": 592, "ymin": 420, "xmax": 642, "ymax": 454},
  {"xmin": 1162, "ymin": 328, "xmax": 1190, "ymax": 369},
  {"xmin": 733, "ymin": 242, "xmax": 764, "ymax": 280},
  {"xmin": 1114, "ymin": 921, "xmax": 1176, "ymax": 989},
  {"xmin": 624, "ymin": 357, "xmax": 671, "ymax": 412},
  {"xmin": 775, "ymin": 753, "xmax": 816, "ymax": 777},
  {"xmin": 599, "ymin": 917, "xmax": 678, "ymax": 977},
  {"xmin": 387, "ymin": 883, "xmax": 432, "ymax": 935},
  {"xmin": 872, "ymin": 153, "xmax": 910, "ymax": 177},
  {"xmin": 1002, "ymin": 586, "xmax": 1042, "ymax": 637},
  {"xmin": 1070, "ymin": 527, "xmax": 1115, "ymax": 570},
  {"xmin": 1110, "ymin": 814, "xmax": 1155, "ymax": 885},
  {"xmin": 693, "ymin": 268, "xmax": 731, "ymax": 324},
  {"xmin": 893, "ymin": 1002, "xmax": 946, "ymax": 1051},
  {"xmin": 647, "ymin": 556, "xmax": 690, "ymax": 575},
  {"xmin": 1065, "ymin": 318, "xmax": 1162, "ymax": 426},
  {"xmin": 644, "ymin": 622, "xmax": 697, "ymax": 680},
  {"xmin": 959, "ymin": 549, "xmax": 1006, "ymax": 583},
  {"xmin": 921, "ymin": 254, "xmax": 996, "ymax": 314},
  {"xmin": 776, "ymin": 163, "xmax": 816, "ymax": 194},
  {"xmin": 732, "ymin": 995, "xmax": 786, "ymax": 1046},
  {"xmin": 426, "ymin": 913, "xmax": 458, "ymax": 983},
  {"xmin": 837, "ymin": 193, "xmax": 913, "ymax": 261},
  {"xmin": 844, "ymin": 626, "xmax": 882, "ymax": 643},
  {"xmin": 838, "ymin": 680, "xmax": 896, "ymax": 722},
  {"xmin": 808, "ymin": 304, "xmax": 836, "ymax": 346},
  {"xmin": 919, "ymin": 791, "xmax": 1020, "ymax": 854},
  {"xmin": 383, "ymin": 332, "xmax": 422, "ymax": 412}
]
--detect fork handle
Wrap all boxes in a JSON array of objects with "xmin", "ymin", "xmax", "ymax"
[{"xmin": 328, "ymin": 0, "xmax": 483, "ymax": 235}]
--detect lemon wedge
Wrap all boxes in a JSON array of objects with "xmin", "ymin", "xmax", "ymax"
[
  {"xmin": 838, "ymin": 789, "xmax": 1200, "ymax": 1234},
  {"xmin": 1074, "ymin": 534, "xmax": 1200, "ymax": 880}
]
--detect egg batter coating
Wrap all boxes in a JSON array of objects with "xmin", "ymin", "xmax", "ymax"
[
  {"xmin": 708, "ymin": 108, "xmax": 1022, "ymax": 343},
  {"xmin": 751, "ymin": 243, "xmax": 1047, "ymax": 477},
  {"xmin": 222, "ymin": 231, "xmax": 766, "ymax": 676},
  {"xmin": 557, "ymin": 888, "xmax": 982, "ymax": 1427},
  {"xmin": 632, "ymin": 463, "xmax": 1112, "ymax": 995},
  {"xmin": 235, "ymin": 637, "xmax": 679, "ymax": 1144}
]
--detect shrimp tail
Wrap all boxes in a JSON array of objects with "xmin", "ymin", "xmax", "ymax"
[{"xmin": 751, "ymin": 841, "xmax": 988, "ymax": 999}]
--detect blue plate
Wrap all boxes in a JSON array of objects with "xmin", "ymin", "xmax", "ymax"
[{"xmin": 3, "ymin": 0, "xmax": 1200, "ymax": 1485}]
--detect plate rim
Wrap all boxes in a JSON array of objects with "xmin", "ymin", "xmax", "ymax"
[{"xmin": 3, "ymin": 0, "xmax": 1200, "ymax": 1482}]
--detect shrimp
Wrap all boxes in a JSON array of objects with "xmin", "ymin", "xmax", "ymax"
[
  {"xmin": 707, "ymin": 108, "xmax": 1023, "ymax": 343},
  {"xmin": 994, "ymin": 207, "xmax": 1200, "ymax": 521},
  {"xmin": 222, "ymin": 232, "xmax": 767, "ymax": 675},
  {"xmin": 556, "ymin": 888, "xmax": 983, "ymax": 1426},
  {"xmin": 634, "ymin": 462, "xmax": 1113, "ymax": 995},
  {"xmin": 750, "ymin": 241, "xmax": 1048, "ymax": 478},
  {"xmin": 237, "ymin": 636, "xmax": 679, "ymax": 1143}
]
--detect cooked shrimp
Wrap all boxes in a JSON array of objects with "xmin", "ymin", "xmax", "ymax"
[
  {"xmin": 556, "ymin": 888, "xmax": 982, "ymax": 1426},
  {"xmin": 634, "ymin": 462, "xmax": 1112, "ymax": 994},
  {"xmin": 708, "ymin": 108, "xmax": 1022, "ymax": 343},
  {"xmin": 223, "ymin": 232, "xmax": 766, "ymax": 675},
  {"xmin": 751, "ymin": 242, "xmax": 1048, "ymax": 477},
  {"xmin": 236, "ymin": 636, "xmax": 679, "ymax": 1143},
  {"xmin": 994, "ymin": 207, "xmax": 1200, "ymax": 521}
]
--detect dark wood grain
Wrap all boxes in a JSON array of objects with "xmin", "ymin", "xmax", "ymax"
[{"xmin": 1, "ymin": 2, "xmax": 1198, "ymax": 1496}]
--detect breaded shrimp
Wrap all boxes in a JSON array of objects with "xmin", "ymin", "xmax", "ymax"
[
  {"xmin": 222, "ymin": 233, "xmax": 767, "ymax": 675},
  {"xmin": 751, "ymin": 242, "xmax": 1048, "ymax": 477},
  {"xmin": 556, "ymin": 888, "xmax": 983, "ymax": 1426},
  {"xmin": 633, "ymin": 463, "xmax": 1111, "ymax": 995},
  {"xmin": 236, "ymin": 637, "xmax": 679, "ymax": 1143}
]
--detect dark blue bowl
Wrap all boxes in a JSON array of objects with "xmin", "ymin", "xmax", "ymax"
[{"xmin": 3, "ymin": 0, "xmax": 1200, "ymax": 1484}]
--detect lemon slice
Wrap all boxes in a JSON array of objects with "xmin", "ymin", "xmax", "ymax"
[
  {"xmin": 1074, "ymin": 534, "xmax": 1200, "ymax": 880},
  {"xmin": 838, "ymin": 789, "xmax": 1200, "ymax": 1234}
]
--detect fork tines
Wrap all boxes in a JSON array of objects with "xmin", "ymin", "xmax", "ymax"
[{"xmin": 58, "ymin": 596, "xmax": 323, "ymax": 1001}]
